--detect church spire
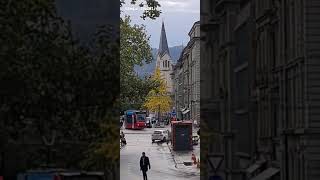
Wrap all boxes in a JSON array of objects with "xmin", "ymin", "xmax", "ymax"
[{"xmin": 158, "ymin": 21, "xmax": 170, "ymax": 57}]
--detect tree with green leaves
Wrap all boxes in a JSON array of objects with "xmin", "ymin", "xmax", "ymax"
[
  {"xmin": 0, "ymin": 0, "xmax": 162, "ymax": 178},
  {"xmin": 120, "ymin": 16, "xmax": 159, "ymax": 111},
  {"xmin": 0, "ymin": 0, "xmax": 119, "ymax": 177}
]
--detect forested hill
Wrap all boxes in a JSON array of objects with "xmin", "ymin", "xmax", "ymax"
[{"xmin": 135, "ymin": 45, "xmax": 184, "ymax": 77}]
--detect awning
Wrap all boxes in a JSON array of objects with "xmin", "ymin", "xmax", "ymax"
[
  {"xmin": 251, "ymin": 167, "xmax": 279, "ymax": 180},
  {"xmin": 182, "ymin": 109, "xmax": 190, "ymax": 114}
]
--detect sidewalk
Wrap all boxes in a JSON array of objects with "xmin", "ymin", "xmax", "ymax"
[
  {"xmin": 166, "ymin": 128, "xmax": 200, "ymax": 174},
  {"xmin": 167, "ymin": 143, "xmax": 200, "ymax": 175}
]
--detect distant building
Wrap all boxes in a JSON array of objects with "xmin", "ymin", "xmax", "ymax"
[
  {"xmin": 173, "ymin": 21, "xmax": 200, "ymax": 125},
  {"xmin": 155, "ymin": 22, "xmax": 174, "ymax": 94}
]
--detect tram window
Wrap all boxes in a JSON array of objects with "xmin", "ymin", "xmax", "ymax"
[{"xmin": 126, "ymin": 115, "xmax": 133, "ymax": 123}]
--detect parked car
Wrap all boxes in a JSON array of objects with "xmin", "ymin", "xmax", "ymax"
[
  {"xmin": 192, "ymin": 135, "xmax": 199, "ymax": 145},
  {"xmin": 145, "ymin": 117, "xmax": 152, "ymax": 128},
  {"xmin": 151, "ymin": 117, "xmax": 156, "ymax": 124},
  {"xmin": 154, "ymin": 120, "xmax": 165, "ymax": 128},
  {"xmin": 151, "ymin": 130, "xmax": 169, "ymax": 142}
]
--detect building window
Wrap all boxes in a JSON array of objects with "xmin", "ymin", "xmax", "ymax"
[
  {"xmin": 235, "ymin": 24, "xmax": 249, "ymax": 67},
  {"xmin": 235, "ymin": 69, "xmax": 248, "ymax": 110}
]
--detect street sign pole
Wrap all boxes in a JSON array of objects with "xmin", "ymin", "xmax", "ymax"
[{"xmin": 158, "ymin": 104, "xmax": 160, "ymax": 122}]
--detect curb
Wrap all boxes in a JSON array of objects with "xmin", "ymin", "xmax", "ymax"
[
  {"xmin": 166, "ymin": 143, "xmax": 178, "ymax": 168},
  {"xmin": 167, "ymin": 144, "xmax": 201, "ymax": 170}
]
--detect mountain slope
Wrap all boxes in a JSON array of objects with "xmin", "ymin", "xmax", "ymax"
[{"xmin": 135, "ymin": 45, "xmax": 184, "ymax": 77}]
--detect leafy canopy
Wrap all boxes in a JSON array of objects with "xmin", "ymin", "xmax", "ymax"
[
  {"xmin": 143, "ymin": 68, "xmax": 172, "ymax": 112},
  {"xmin": 0, "ymin": 0, "xmax": 119, "ymax": 172},
  {"xmin": 120, "ymin": 16, "xmax": 158, "ymax": 111},
  {"xmin": 120, "ymin": 16, "xmax": 153, "ymax": 76}
]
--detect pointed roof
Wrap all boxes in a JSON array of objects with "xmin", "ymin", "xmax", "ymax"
[{"xmin": 158, "ymin": 21, "xmax": 170, "ymax": 57}]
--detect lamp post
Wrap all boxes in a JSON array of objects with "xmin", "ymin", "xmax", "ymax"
[
  {"xmin": 191, "ymin": 100, "xmax": 195, "ymax": 123},
  {"xmin": 158, "ymin": 103, "xmax": 160, "ymax": 123}
]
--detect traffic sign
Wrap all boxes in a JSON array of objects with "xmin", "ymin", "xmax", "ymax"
[{"xmin": 207, "ymin": 154, "xmax": 224, "ymax": 173}]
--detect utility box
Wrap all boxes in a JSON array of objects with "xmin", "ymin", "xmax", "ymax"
[{"xmin": 171, "ymin": 121, "xmax": 192, "ymax": 151}]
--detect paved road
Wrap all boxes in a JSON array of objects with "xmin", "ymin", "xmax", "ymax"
[{"xmin": 120, "ymin": 127, "xmax": 200, "ymax": 180}]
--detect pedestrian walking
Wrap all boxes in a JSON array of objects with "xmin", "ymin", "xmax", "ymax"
[{"xmin": 140, "ymin": 152, "xmax": 151, "ymax": 180}]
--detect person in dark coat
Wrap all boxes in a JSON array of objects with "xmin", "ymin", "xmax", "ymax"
[{"xmin": 140, "ymin": 152, "xmax": 151, "ymax": 180}]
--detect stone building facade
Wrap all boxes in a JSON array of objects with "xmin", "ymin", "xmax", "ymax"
[
  {"xmin": 173, "ymin": 21, "xmax": 200, "ymax": 125},
  {"xmin": 201, "ymin": 0, "xmax": 320, "ymax": 180}
]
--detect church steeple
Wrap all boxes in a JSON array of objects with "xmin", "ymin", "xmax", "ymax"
[
  {"xmin": 155, "ymin": 21, "xmax": 173, "ymax": 94},
  {"xmin": 158, "ymin": 21, "xmax": 170, "ymax": 57}
]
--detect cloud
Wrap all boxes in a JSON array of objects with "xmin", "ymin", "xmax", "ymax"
[
  {"xmin": 160, "ymin": 1, "xmax": 188, "ymax": 8},
  {"xmin": 122, "ymin": 0, "xmax": 199, "ymax": 14},
  {"xmin": 159, "ymin": 0, "xmax": 199, "ymax": 13}
]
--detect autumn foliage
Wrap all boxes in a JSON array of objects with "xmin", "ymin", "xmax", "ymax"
[{"xmin": 143, "ymin": 68, "xmax": 172, "ymax": 113}]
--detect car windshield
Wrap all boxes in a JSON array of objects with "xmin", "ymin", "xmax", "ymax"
[{"xmin": 154, "ymin": 131, "xmax": 162, "ymax": 134}]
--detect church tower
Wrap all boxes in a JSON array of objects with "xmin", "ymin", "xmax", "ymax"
[{"xmin": 156, "ymin": 22, "xmax": 173, "ymax": 93}]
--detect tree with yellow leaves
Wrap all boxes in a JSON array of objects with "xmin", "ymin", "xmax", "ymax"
[{"xmin": 143, "ymin": 68, "xmax": 172, "ymax": 113}]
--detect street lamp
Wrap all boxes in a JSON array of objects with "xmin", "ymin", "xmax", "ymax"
[
  {"xmin": 158, "ymin": 103, "xmax": 160, "ymax": 123},
  {"xmin": 191, "ymin": 100, "xmax": 195, "ymax": 122}
]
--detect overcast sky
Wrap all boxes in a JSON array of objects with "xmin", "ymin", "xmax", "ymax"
[{"xmin": 122, "ymin": 0, "xmax": 200, "ymax": 48}]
